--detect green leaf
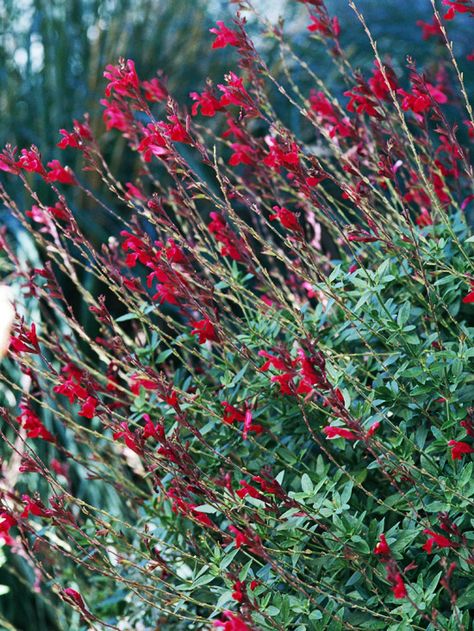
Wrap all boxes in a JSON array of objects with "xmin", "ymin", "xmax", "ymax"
[
  {"xmin": 301, "ymin": 473, "xmax": 313, "ymax": 494},
  {"xmin": 397, "ymin": 302, "xmax": 411, "ymax": 327}
]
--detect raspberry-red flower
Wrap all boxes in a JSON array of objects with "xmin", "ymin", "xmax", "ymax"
[
  {"xmin": 63, "ymin": 588, "xmax": 87, "ymax": 611},
  {"xmin": 391, "ymin": 573, "xmax": 407, "ymax": 599},
  {"xmin": 190, "ymin": 89, "xmax": 224, "ymax": 117},
  {"xmin": 142, "ymin": 77, "xmax": 168, "ymax": 102},
  {"xmin": 45, "ymin": 160, "xmax": 76, "ymax": 185},
  {"xmin": 78, "ymin": 396, "xmax": 98, "ymax": 419},
  {"xmin": 398, "ymin": 83, "xmax": 447, "ymax": 114},
  {"xmin": 214, "ymin": 610, "xmax": 251, "ymax": 631},
  {"xmin": 307, "ymin": 15, "xmax": 340, "ymax": 38},
  {"xmin": 462, "ymin": 283, "xmax": 474, "ymax": 304},
  {"xmin": 191, "ymin": 318, "xmax": 218, "ymax": 344},
  {"xmin": 208, "ymin": 212, "xmax": 246, "ymax": 260},
  {"xmin": 228, "ymin": 525, "xmax": 250, "ymax": 548},
  {"xmin": 17, "ymin": 403, "xmax": 54, "ymax": 442},
  {"xmin": 323, "ymin": 426, "xmax": 357, "ymax": 440},
  {"xmin": 422, "ymin": 529, "xmax": 456, "ymax": 553},
  {"xmin": 17, "ymin": 148, "xmax": 46, "ymax": 175},
  {"xmin": 137, "ymin": 123, "xmax": 169, "ymax": 162},
  {"xmin": 231, "ymin": 580, "xmax": 246, "ymax": 602},
  {"xmin": 374, "ymin": 534, "xmax": 391, "ymax": 557},
  {"xmin": 229, "ymin": 143, "xmax": 256, "ymax": 166},
  {"xmin": 104, "ymin": 59, "xmax": 139, "ymax": 98},
  {"xmin": 448, "ymin": 440, "xmax": 474, "ymax": 459},
  {"xmin": 269, "ymin": 206, "xmax": 302, "ymax": 234},
  {"xmin": 210, "ymin": 22, "xmax": 240, "ymax": 49},
  {"xmin": 443, "ymin": 0, "xmax": 474, "ymax": 20},
  {"xmin": 57, "ymin": 120, "xmax": 92, "ymax": 149},
  {"xmin": 416, "ymin": 18, "xmax": 443, "ymax": 40}
]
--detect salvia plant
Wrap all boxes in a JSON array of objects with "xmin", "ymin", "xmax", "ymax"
[{"xmin": 0, "ymin": 1, "xmax": 474, "ymax": 629}]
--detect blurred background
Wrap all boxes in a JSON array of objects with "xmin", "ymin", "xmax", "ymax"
[
  {"xmin": 2, "ymin": 0, "xmax": 472, "ymax": 162},
  {"xmin": 0, "ymin": 1, "xmax": 471, "ymax": 629}
]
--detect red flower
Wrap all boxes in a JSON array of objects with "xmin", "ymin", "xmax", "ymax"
[
  {"xmin": 17, "ymin": 148, "xmax": 46, "ymax": 175},
  {"xmin": 263, "ymin": 137, "xmax": 300, "ymax": 170},
  {"xmin": 242, "ymin": 408, "xmax": 263, "ymax": 440},
  {"xmin": 130, "ymin": 373, "xmax": 159, "ymax": 395},
  {"xmin": 374, "ymin": 534, "xmax": 391, "ymax": 557},
  {"xmin": 309, "ymin": 90, "xmax": 352, "ymax": 138},
  {"xmin": 374, "ymin": 534, "xmax": 408, "ymax": 599},
  {"xmin": 142, "ymin": 77, "xmax": 168, "ymax": 102},
  {"xmin": 63, "ymin": 588, "xmax": 87, "ymax": 611},
  {"xmin": 222, "ymin": 401, "xmax": 263, "ymax": 440},
  {"xmin": 323, "ymin": 426, "xmax": 357, "ymax": 440},
  {"xmin": 391, "ymin": 573, "xmax": 407, "ymax": 599},
  {"xmin": 0, "ymin": 512, "xmax": 17, "ymax": 545},
  {"xmin": 218, "ymin": 72, "xmax": 256, "ymax": 116},
  {"xmin": 448, "ymin": 440, "xmax": 474, "ymax": 460},
  {"xmin": 210, "ymin": 22, "xmax": 240, "ymax": 49},
  {"xmin": 236, "ymin": 480, "xmax": 263, "ymax": 500},
  {"xmin": 54, "ymin": 377, "xmax": 88, "ymax": 404},
  {"xmin": 310, "ymin": 90, "xmax": 336, "ymax": 119},
  {"xmin": 21, "ymin": 494, "xmax": 53, "ymax": 518},
  {"xmin": 0, "ymin": 149, "xmax": 20, "ymax": 174},
  {"xmin": 113, "ymin": 422, "xmax": 141, "ymax": 454},
  {"xmin": 368, "ymin": 63, "xmax": 398, "ymax": 100},
  {"xmin": 45, "ymin": 160, "xmax": 76, "ymax": 185},
  {"xmin": 9, "ymin": 323, "xmax": 39, "ymax": 354},
  {"xmin": 57, "ymin": 120, "xmax": 92, "ymax": 149},
  {"xmin": 50, "ymin": 459, "xmax": 68, "ymax": 477},
  {"xmin": 259, "ymin": 349, "xmax": 297, "ymax": 394},
  {"xmin": 104, "ymin": 59, "xmax": 139, "ymax": 98},
  {"xmin": 366, "ymin": 421, "xmax": 380, "ymax": 438},
  {"xmin": 422, "ymin": 529, "xmax": 455, "ymax": 553},
  {"xmin": 346, "ymin": 227, "xmax": 379, "ymax": 243},
  {"xmin": 297, "ymin": 349, "xmax": 328, "ymax": 393},
  {"xmin": 161, "ymin": 115, "xmax": 190, "ymax": 143},
  {"xmin": 231, "ymin": 580, "xmax": 246, "ymax": 602},
  {"xmin": 190, "ymin": 89, "xmax": 224, "ymax": 117},
  {"xmin": 229, "ymin": 143, "xmax": 256, "ymax": 166},
  {"xmin": 416, "ymin": 18, "xmax": 443, "ymax": 40},
  {"xmin": 344, "ymin": 87, "xmax": 380, "ymax": 118},
  {"xmin": 17, "ymin": 403, "xmax": 54, "ymax": 442},
  {"xmin": 258, "ymin": 350, "xmax": 291, "ymax": 373},
  {"xmin": 222, "ymin": 402, "xmax": 245, "ymax": 425},
  {"xmin": 49, "ymin": 202, "xmax": 69, "ymax": 221},
  {"xmin": 462, "ymin": 283, "xmax": 474, "ymax": 304},
  {"xmin": 142, "ymin": 414, "xmax": 165, "ymax": 441},
  {"xmin": 100, "ymin": 98, "xmax": 134, "ymax": 132},
  {"xmin": 398, "ymin": 83, "xmax": 447, "ymax": 114},
  {"xmin": 307, "ymin": 15, "xmax": 340, "ymax": 38},
  {"xmin": 137, "ymin": 123, "xmax": 169, "ymax": 162},
  {"xmin": 213, "ymin": 610, "xmax": 252, "ymax": 631},
  {"xmin": 460, "ymin": 418, "xmax": 474, "ymax": 437},
  {"xmin": 78, "ymin": 396, "xmax": 98, "ymax": 419},
  {"xmin": 416, "ymin": 208, "xmax": 433, "ymax": 227},
  {"xmin": 125, "ymin": 182, "xmax": 146, "ymax": 201},
  {"xmin": 251, "ymin": 475, "xmax": 280, "ymax": 495},
  {"xmin": 191, "ymin": 318, "xmax": 218, "ymax": 344},
  {"xmin": 190, "ymin": 507, "xmax": 214, "ymax": 528},
  {"xmin": 208, "ymin": 212, "xmax": 246, "ymax": 260},
  {"xmin": 443, "ymin": 0, "xmax": 474, "ymax": 20},
  {"xmin": 269, "ymin": 206, "xmax": 302, "ymax": 234},
  {"xmin": 9, "ymin": 337, "xmax": 32, "ymax": 353},
  {"xmin": 228, "ymin": 525, "xmax": 250, "ymax": 548}
]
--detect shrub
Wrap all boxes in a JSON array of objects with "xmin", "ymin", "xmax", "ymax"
[{"xmin": 1, "ymin": 1, "xmax": 474, "ymax": 629}]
